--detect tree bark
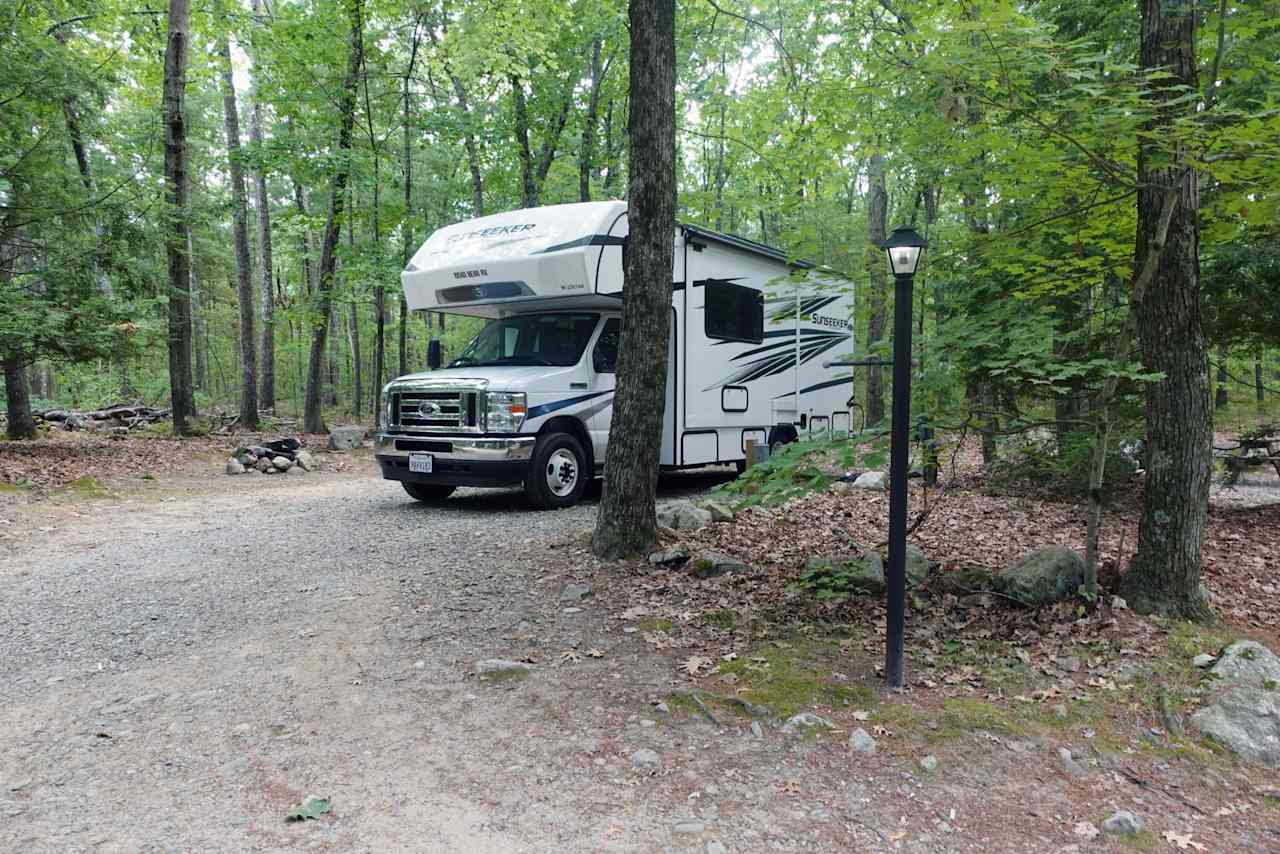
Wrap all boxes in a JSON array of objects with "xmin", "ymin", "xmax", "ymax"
[
  {"xmin": 579, "ymin": 38, "xmax": 605, "ymax": 202},
  {"xmin": 1214, "ymin": 344, "xmax": 1229, "ymax": 409},
  {"xmin": 1256, "ymin": 350, "xmax": 1265, "ymax": 404},
  {"xmin": 187, "ymin": 229, "xmax": 208, "ymax": 391},
  {"xmin": 219, "ymin": 35, "xmax": 258, "ymax": 428},
  {"xmin": 399, "ymin": 21, "xmax": 422, "ymax": 379},
  {"xmin": 163, "ymin": 0, "xmax": 196, "ymax": 434},
  {"xmin": 1119, "ymin": 0, "xmax": 1212, "ymax": 621},
  {"xmin": 865, "ymin": 151, "xmax": 887, "ymax": 425},
  {"xmin": 303, "ymin": 0, "xmax": 364, "ymax": 435},
  {"xmin": 592, "ymin": 0, "xmax": 675, "ymax": 559},
  {"xmin": 602, "ymin": 97, "xmax": 619, "ymax": 196},
  {"xmin": 3, "ymin": 355, "xmax": 36, "ymax": 440},
  {"xmin": 512, "ymin": 75, "xmax": 538, "ymax": 208},
  {"xmin": 250, "ymin": 0, "xmax": 275, "ymax": 413}
]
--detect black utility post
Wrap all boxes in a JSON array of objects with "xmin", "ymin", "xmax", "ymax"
[{"xmin": 882, "ymin": 225, "xmax": 927, "ymax": 689}]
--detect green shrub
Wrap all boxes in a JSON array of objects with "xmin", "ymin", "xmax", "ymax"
[{"xmin": 988, "ymin": 429, "xmax": 1140, "ymax": 496}]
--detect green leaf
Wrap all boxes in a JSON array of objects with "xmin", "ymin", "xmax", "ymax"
[{"xmin": 286, "ymin": 796, "xmax": 331, "ymax": 822}]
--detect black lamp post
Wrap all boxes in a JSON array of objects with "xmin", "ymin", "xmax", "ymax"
[{"xmin": 882, "ymin": 224, "xmax": 927, "ymax": 689}]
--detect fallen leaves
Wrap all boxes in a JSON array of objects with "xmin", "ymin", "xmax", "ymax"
[
  {"xmin": 1163, "ymin": 830, "xmax": 1207, "ymax": 851},
  {"xmin": 680, "ymin": 655, "xmax": 714, "ymax": 676}
]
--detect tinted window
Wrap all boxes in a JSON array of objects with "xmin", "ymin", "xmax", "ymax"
[
  {"xmin": 705, "ymin": 280, "xmax": 763, "ymax": 343},
  {"xmin": 449, "ymin": 313, "xmax": 600, "ymax": 368},
  {"xmin": 593, "ymin": 318, "xmax": 621, "ymax": 373}
]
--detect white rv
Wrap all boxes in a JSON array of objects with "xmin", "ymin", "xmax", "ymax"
[{"xmin": 377, "ymin": 200, "xmax": 855, "ymax": 508}]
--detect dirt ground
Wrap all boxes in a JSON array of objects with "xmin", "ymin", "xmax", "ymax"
[{"xmin": 1, "ymin": 435, "xmax": 1279, "ymax": 852}]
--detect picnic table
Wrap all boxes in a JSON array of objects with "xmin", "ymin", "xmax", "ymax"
[{"xmin": 1217, "ymin": 429, "xmax": 1280, "ymax": 484}]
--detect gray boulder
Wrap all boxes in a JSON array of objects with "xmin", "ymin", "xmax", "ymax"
[
  {"xmin": 630, "ymin": 748, "xmax": 660, "ymax": 770},
  {"xmin": 905, "ymin": 544, "xmax": 930, "ymax": 589},
  {"xmin": 295, "ymin": 450, "xmax": 316, "ymax": 471},
  {"xmin": 852, "ymin": 471, "xmax": 888, "ymax": 491},
  {"xmin": 848, "ymin": 727, "xmax": 877, "ymax": 754},
  {"xmin": 1101, "ymin": 810, "xmax": 1144, "ymax": 837},
  {"xmin": 803, "ymin": 552, "xmax": 885, "ymax": 595},
  {"xmin": 691, "ymin": 551, "xmax": 753, "ymax": 579},
  {"xmin": 1190, "ymin": 640, "xmax": 1280, "ymax": 766},
  {"xmin": 225, "ymin": 458, "xmax": 245, "ymax": 475},
  {"xmin": 272, "ymin": 455, "xmax": 293, "ymax": 472},
  {"xmin": 994, "ymin": 546, "xmax": 1085, "ymax": 605},
  {"xmin": 255, "ymin": 457, "xmax": 273, "ymax": 473},
  {"xmin": 328, "ymin": 426, "xmax": 366, "ymax": 451},
  {"xmin": 286, "ymin": 464, "xmax": 307, "ymax": 476},
  {"xmin": 236, "ymin": 452, "xmax": 256, "ymax": 467},
  {"xmin": 699, "ymin": 499, "xmax": 734, "ymax": 523},
  {"xmin": 559, "ymin": 583, "xmax": 593, "ymax": 603},
  {"xmin": 648, "ymin": 548, "xmax": 690, "ymax": 567},
  {"xmin": 475, "ymin": 659, "xmax": 534, "ymax": 680},
  {"xmin": 656, "ymin": 501, "xmax": 712, "ymax": 531}
]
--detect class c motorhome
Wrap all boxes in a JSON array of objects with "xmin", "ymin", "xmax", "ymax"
[{"xmin": 377, "ymin": 200, "xmax": 856, "ymax": 508}]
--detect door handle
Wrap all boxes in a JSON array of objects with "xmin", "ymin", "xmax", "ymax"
[{"xmin": 570, "ymin": 382, "xmax": 588, "ymax": 390}]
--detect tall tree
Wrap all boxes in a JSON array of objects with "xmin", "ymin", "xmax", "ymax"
[
  {"xmin": 163, "ymin": 0, "xmax": 196, "ymax": 434},
  {"xmin": 1119, "ymin": 0, "xmax": 1212, "ymax": 620},
  {"xmin": 592, "ymin": 0, "xmax": 676, "ymax": 559},
  {"xmin": 249, "ymin": 0, "xmax": 276, "ymax": 412},
  {"xmin": 302, "ymin": 0, "xmax": 364, "ymax": 435},
  {"xmin": 864, "ymin": 151, "xmax": 887, "ymax": 425},
  {"xmin": 219, "ymin": 33, "xmax": 258, "ymax": 428}
]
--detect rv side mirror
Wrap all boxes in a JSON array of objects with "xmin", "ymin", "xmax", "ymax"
[{"xmin": 428, "ymin": 339, "xmax": 442, "ymax": 370}]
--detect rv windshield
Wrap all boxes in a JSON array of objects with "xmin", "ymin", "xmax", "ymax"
[{"xmin": 449, "ymin": 313, "xmax": 600, "ymax": 368}]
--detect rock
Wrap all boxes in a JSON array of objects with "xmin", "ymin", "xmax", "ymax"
[
  {"xmin": 559, "ymin": 583, "xmax": 593, "ymax": 603},
  {"xmin": 852, "ymin": 471, "xmax": 888, "ymax": 491},
  {"xmin": 1058, "ymin": 747, "xmax": 1088, "ymax": 777},
  {"xmin": 648, "ymin": 548, "xmax": 690, "ymax": 567},
  {"xmin": 474, "ymin": 659, "xmax": 534, "ymax": 680},
  {"xmin": 1190, "ymin": 687, "xmax": 1280, "ymax": 766},
  {"xmin": 781, "ymin": 712, "xmax": 833, "ymax": 735},
  {"xmin": 630, "ymin": 748, "xmax": 660, "ymax": 770},
  {"xmin": 255, "ymin": 457, "xmax": 273, "ymax": 473},
  {"xmin": 272, "ymin": 456, "xmax": 293, "ymax": 472},
  {"xmin": 295, "ymin": 450, "xmax": 316, "ymax": 471},
  {"xmin": 1101, "ymin": 810, "xmax": 1144, "ymax": 837},
  {"xmin": 750, "ymin": 720, "xmax": 764, "ymax": 739},
  {"xmin": 286, "ymin": 464, "xmax": 306, "ymax": 476},
  {"xmin": 919, "ymin": 754, "xmax": 938, "ymax": 772},
  {"xmin": 830, "ymin": 481, "xmax": 857, "ymax": 495},
  {"xmin": 691, "ymin": 551, "xmax": 753, "ymax": 579},
  {"xmin": 656, "ymin": 501, "xmax": 713, "ymax": 530},
  {"xmin": 236, "ymin": 452, "xmax": 255, "ymax": 467},
  {"xmin": 699, "ymin": 499, "xmax": 734, "ymax": 523},
  {"xmin": 1193, "ymin": 653, "xmax": 1216, "ymax": 669},
  {"xmin": 672, "ymin": 820, "xmax": 706, "ymax": 835},
  {"xmin": 1189, "ymin": 640, "xmax": 1280, "ymax": 766},
  {"xmin": 328, "ymin": 426, "xmax": 366, "ymax": 451},
  {"xmin": 905, "ymin": 544, "xmax": 930, "ymax": 588},
  {"xmin": 705, "ymin": 842, "xmax": 728, "ymax": 854},
  {"xmin": 994, "ymin": 546, "xmax": 1086, "ymax": 606},
  {"xmin": 225, "ymin": 458, "xmax": 245, "ymax": 475},
  {"xmin": 248, "ymin": 445, "xmax": 271, "ymax": 459},
  {"xmin": 848, "ymin": 727, "xmax": 877, "ymax": 754},
  {"xmin": 803, "ymin": 553, "xmax": 885, "ymax": 595},
  {"xmin": 1205, "ymin": 640, "xmax": 1280, "ymax": 687}
]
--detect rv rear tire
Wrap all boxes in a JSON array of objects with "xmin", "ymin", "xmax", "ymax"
[
  {"xmin": 525, "ymin": 432, "xmax": 588, "ymax": 509},
  {"xmin": 402, "ymin": 482, "xmax": 456, "ymax": 503}
]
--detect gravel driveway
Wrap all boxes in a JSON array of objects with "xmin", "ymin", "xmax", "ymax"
[{"xmin": 7, "ymin": 468, "xmax": 875, "ymax": 854}]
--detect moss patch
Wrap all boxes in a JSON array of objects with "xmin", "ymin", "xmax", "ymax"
[
  {"xmin": 0, "ymin": 480, "xmax": 32, "ymax": 494},
  {"xmin": 638, "ymin": 618, "xmax": 674, "ymax": 632},
  {"xmin": 712, "ymin": 639, "xmax": 874, "ymax": 718},
  {"xmin": 701, "ymin": 609, "xmax": 738, "ymax": 630},
  {"xmin": 58, "ymin": 476, "xmax": 111, "ymax": 498}
]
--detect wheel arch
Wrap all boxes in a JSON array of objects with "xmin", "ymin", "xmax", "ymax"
[{"xmin": 537, "ymin": 415, "xmax": 595, "ymax": 472}]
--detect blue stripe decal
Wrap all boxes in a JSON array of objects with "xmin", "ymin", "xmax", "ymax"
[{"xmin": 527, "ymin": 390, "xmax": 612, "ymax": 420}]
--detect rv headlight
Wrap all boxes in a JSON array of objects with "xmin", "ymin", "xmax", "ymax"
[
  {"xmin": 383, "ymin": 388, "xmax": 397, "ymax": 429},
  {"xmin": 485, "ymin": 392, "xmax": 527, "ymax": 433}
]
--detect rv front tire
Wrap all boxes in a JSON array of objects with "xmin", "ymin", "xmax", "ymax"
[
  {"xmin": 402, "ymin": 482, "xmax": 457, "ymax": 503},
  {"xmin": 525, "ymin": 432, "xmax": 588, "ymax": 510}
]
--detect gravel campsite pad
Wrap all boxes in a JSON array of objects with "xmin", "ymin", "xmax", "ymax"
[{"xmin": 2, "ymin": 451, "xmax": 1280, "ymax": 852}]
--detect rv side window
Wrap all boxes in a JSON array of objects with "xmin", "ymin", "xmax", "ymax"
[
  {"xmin": 593, "ymin": 318, "xmax": 621, "ymax": 373},
  {"xmin": 704, "ymin": 280, "xmax": 763, "ymax": 344}
]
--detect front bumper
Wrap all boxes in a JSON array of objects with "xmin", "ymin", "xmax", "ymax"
[{"xmin": 375, "ymin": 433, "xmax": 535, "ymax": 488}]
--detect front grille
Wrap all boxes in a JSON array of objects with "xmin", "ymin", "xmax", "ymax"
[{"xmin": 390, "ymin": 388, "xmax": 482, "ymax": 433}]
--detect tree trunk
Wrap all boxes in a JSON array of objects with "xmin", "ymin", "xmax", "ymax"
[
  {"xmin": 426, "ymin": 24, "xmax": 484, "ymax": 218},
  {"xmin": 349, "ymin": 302, "xmax": 363, "ymax": 417},
  {"xmin": 219, "ymin": 35, "xmax": 258, "ymax": 428},
  {"xmin": 865, "ymin": 151, "xmax": 887, "ymax": 426},
  {"xmin": 1256, "ymin": 350, "xmax": 1265, "ymax": 404},
  {"xmin": 579, "ymin": 38, "xmax": 604, "ymax": 202},
  {"xmin": 3, "ymin": 356, "xmax": 36, "ymax": 440},
  {"xmin": 512, "ymin": 75, "xmax": 538, "ymax": 208},
  {"xmin": 163, "ymin": 0, "xmax": 196, "ymax": 434},
  {"xmin": 1119, "ymin": 0, "xmax": 1212, "ymax": 621},
  {"xmin": 1214, "ymin": 344, "xmax": 1229, "ymax": 410},
  {"xmin": 602, "ymin": 97, "xmax": 619, "ymax": 196},
  {"xmin": 188, "ymin": 230, "xmax": 208, "ymax": 391},
  {"xmin": 359, "ymin": 51, "xmax": 385, "ymax": 429},
  {"xmin": 303, "ymin": 0, "xmax": 364, "ymax": 435},
  {"xmin": 250, "ymin": 0, "xmax": 275, "ymax": 413},
  {"xmin": 399, "ymin": 23, "xmax": 422, "ymax": 380},
  {"xmin": 592, "ymin": 0, "xmax": 675, "ymax": 560}
]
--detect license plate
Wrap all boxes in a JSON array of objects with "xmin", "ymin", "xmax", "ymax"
[{"xmin": 408, "ymin": 453, "xmax": 433, "ymax": 474}]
